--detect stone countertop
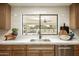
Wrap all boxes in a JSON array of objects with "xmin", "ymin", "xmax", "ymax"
[
  {"xmin": 0, "ymin": 34, "xmax": 79, "ymax": 45},
  {"xmin": 0, "ymin": 29, "xmax": 79, "ymax": 45}
]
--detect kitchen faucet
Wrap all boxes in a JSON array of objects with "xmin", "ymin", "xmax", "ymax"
[
  {"xmin": 39, "ymin": 33, "xmax": 41, "ymax": 39},
  {"xmin": 38, "ymin": 29, "xmax": 41, "ymax": 40}
]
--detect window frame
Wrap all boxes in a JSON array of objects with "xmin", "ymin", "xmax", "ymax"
[{"xmin": 22, "ymin": 14, "xmax": 58, "ymax": 35}]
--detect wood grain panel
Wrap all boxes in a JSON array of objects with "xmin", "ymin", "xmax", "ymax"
[
  {"xmin": 12, "ymin": 45, "xmax": 26, "ymax": 51},
  {"xmin": 74, "ymin": 45, "xmax": 79, "ymax": 56},
  {"xmin": 0, "ymin": 3, "xmax": 11, "ymax": 30},
  {"xmin": 12, "ymin": 51, "xmax": 26, "ymax": 56},
  {"xmin": 70, "ymin": 3, "xmax": 79, "ymax": 29}
]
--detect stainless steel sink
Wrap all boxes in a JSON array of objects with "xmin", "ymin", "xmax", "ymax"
[{"xmin": 30, "ymin": 39, "xmax": 50, "ymax": 42}]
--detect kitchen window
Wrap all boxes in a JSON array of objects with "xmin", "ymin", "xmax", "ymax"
[{"xmin": 22, "ymin": 14, "xmax": 58, "ymax": 35}]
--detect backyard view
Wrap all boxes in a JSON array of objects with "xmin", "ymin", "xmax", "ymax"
[{"xmin": 23, "ymin": 14, "xmax": 58, "ymax": 35}]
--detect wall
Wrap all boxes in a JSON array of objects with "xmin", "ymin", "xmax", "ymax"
[{"xmin": 11, "ymin": 6, "xmax": 70, "ymax": 35}]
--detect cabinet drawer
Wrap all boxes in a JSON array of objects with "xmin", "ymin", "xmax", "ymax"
[
  {"xmin": 12, "ymin": 51, "xmax": 26, "ymax": 56},
  {"xmin": 74, "ymin": 50, "xmax": 79, "ymax": 56},
  {"xmin": 74, "ymin": 45, "xmax": 79, "ymax": 56},
  {"xmin": 27, "ymin": 47, "xmax": 54, "ymax": 50},
  {"xmin": 74, "ymin": 52, "xmax": 79, "ymax": 56},
  {"xmin": 41, "ymin": 50, "xmax": 54, "ymax": 56},
  {"xmin": 74, "ymin": 45, "xmax": 79, "ymax": 50},
  {"xmin": 27, "ymin": 45, "xmax": 54, "ymax": 50},
  {"xmin": 0, "ymin": 51, "xmax": 11, "ymax": 56},
  {"xmin": 27, "ymin": 44, "xmax": 53, "ymax": 47},
  {"xmin": 27, "ymin": 50, "xmax": 39, "ymax": 56},
  {"xmin": 55, "ymin": 45, "xmax": 74, "ymax": 56},
  {"xmin": 0, "ymin": 45, "xmax": 12, "ymax": 51},
  {"xmin": 12, "ymin": 45, "xmax": 26, "ymax": 51}
]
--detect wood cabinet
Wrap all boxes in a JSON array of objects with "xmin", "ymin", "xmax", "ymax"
[
  {"xmin": 0, "ymin": 3, "xmax": 11, "ymax": 30},
  {"xmin": 70, "ymin": 3, "xmax": 79, "ymax": 29},
  {"xmin": 12, "ymin": 45, "xmax": 26, "ymax": 56},
  {"xmin": 0, "ymin": 45, "xmax": 55, "ymax": 56},
  {"xmin": 0, "ymin": 45, "xmax": 79, "ymax": 56},
  {"xmin": 27, "ymin": 44, "xmax": 55, "ymax": 56},
  {"xmin": 12, "ymin": 51, "xmax": 26, "ymax": 56},
  {"xmin": 74, "ymin": 45, "xmax": 79, "ymax": 56},
  {"xmin": 27, "ymin": 50, "xmax": 39, "ymax": 56},
  {"xmin": 0, "ymin": 45, "xmax": 12, "ymax": 56},
  {"xmin": 55, "ymin": 45, "xmax": 74, "ymax": 56},
  {"xmin": 41, "ymin": 50, "xmax": 54, "ymax": 56},
  {"xmin": 0, "ymin": 45, "xmax": 27, "ymax": 56}
]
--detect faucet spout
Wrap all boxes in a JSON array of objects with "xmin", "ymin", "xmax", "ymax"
[
  {"xmin": 39, "ymin": 34, "xmax": 41, "ymax": 39},
  {"xmin": 38, "ymin": 29, "xmax": 41, "ymax": 40}
]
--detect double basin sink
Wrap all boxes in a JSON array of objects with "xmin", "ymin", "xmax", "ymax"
[{"xmin": 30, "ymin": 39, "xmax": 50, "ymax": 42}]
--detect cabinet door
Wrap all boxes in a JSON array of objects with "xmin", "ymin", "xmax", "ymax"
[
  {"xmin": 12, "ymin": 51, "xmax": 26, "ymax": 56},
  {"xmin": 27, "ymin": 44, "xmax": 54, "ymax": 56},
  {"xmin": 27, "ymin": 50, "xmax": 39, "ymax": 56},
  {"xmin": 0, "ymin": 4, "xmax": 11, "ymax": 30},
  {"xmin": 74, "ymin": 45, "xmax": 79, "ymax": 56},
  {"xmin": 0, "ymin": 51, "xmax": 11, "ymax": 56},
  {"xmin": 0, "ymin": 5, "xmax": 6, "ymax": 29},
  {"xmin": 41, "ymin": 50, "xmax": 54, "ymax": 56},
  {"xmin": 55, "ymin": 45, "xmax": 74, "ymax": 56},
  {"xmin": 27, "ymin": 45, "xmax": 40, "ymax": 56},
  {"xmin": 0, "ymin": 45, "xmax": 12, "ymax": 56},
  {"xmin": 0, "ymin": 45, "xmax": 12, "ymax": 51},
  {"xmin": 40, "ymin": 45, "xmax": 54, "ymax": 56},
  {"xmin": 12, "ymin": 45, "xmax": 26, "ymax": 51},
  {"xmin": 12, "ymin": 45, "xmax": 26, "ymax": 56}
]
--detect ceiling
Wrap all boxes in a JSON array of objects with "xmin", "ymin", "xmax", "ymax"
[{"xmin": 9, "ymin": 3, "xmax": 72, "ymax": 7}]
